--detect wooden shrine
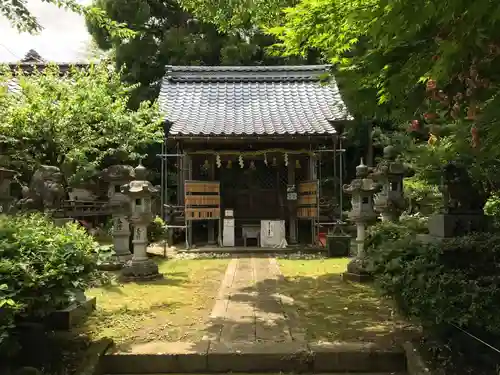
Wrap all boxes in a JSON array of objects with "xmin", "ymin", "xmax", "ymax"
[{"xmin": 159, "ymin": 65, "xmax": 351, "ymax": 248}]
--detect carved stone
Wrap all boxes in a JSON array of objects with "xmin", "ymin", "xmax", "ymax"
[
  {"xmin": 419, "ymin": 162, "xmax": 490, "ymax": 243},
  {"xmin": 16, "ymin": 165, "xmax": 65, "ymax": 212}
]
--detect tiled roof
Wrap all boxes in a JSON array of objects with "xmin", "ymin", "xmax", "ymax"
[
  {"xmin": 158, "ymin": 65, "xmax": 352, "ymax": 136},
  {"xmin": 2, "ymin": 62, "xmax": 90, "ymax": 94}
]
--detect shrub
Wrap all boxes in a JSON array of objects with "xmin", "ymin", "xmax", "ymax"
[
  {"xmin": 370, "ymin": 232, "xmax": 500, "ymax": 334},
  {"xmin": 404, "ymin": 177, "xmax": 442, "ymax": 214},
  {"xmin": 484, "ymin": 194, "xmax": 500, "ymax": 228},
  {"xmin": 365, "ymin": 213, "xmax": 428, "ymax": 253},
  {"xmin": 147, "ymin": 216, "xmax": 167, "ymax": 244},
  {"xmin": 0, "ymin": 213, "xmax": 98, "ymax": 353}
]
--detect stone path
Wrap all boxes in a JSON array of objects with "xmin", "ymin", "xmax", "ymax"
[
  {"xmin": 103, "ymin": 254, "xmax": 410, "ymax": 374},
  {"xmin": 205, "ymin": 254, "xmax": 304, "ymax": 343}
]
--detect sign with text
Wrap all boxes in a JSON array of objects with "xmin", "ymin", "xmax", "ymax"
[{"xmin": 287, "ymin": 184, "xmax": 297, "ymax": 200}]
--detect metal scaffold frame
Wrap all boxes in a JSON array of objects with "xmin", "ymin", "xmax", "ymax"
[
  {"xmin": 313, "ymin": 135, "xmax": 347, "ymax": 244},
  {"xmin": 157, "ymin": 135, "xmax": 347, "ymax": 251},
  {"xmin": 157, "ymin": 141, "xmax": 190, "ymax": 256}
]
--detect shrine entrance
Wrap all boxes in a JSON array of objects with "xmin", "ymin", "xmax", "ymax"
[{"xmin": 217, "ymin": 160, "xmax": 288, "ymax": 221}]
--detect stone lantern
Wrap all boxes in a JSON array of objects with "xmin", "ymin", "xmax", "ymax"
[
  {"xmin": 120, "ymin": 163, "xmax": 162, "ymax": 281},
  {"xmin": 372, "ymin": 146, "xmax": 414, "ymax": 222},
  {"xmin": 101, "ymin": 165, "xmax": 135, "ymax": 261},
  {"xmin": 342, "ymin": 159, "xmax": 382, "ymax": 282},
  {"xmin": 0, "ymin": 167, "xmax": 17, "ymax": 213}
]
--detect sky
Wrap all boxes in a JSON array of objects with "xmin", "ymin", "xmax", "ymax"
[{"xmin": 0, "ymin": 0, "xmax": 93, "ymax": 62}]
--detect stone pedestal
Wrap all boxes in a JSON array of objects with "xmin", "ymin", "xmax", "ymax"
[
  {"xmin": 344, "ymin": 222, "xmax": 373, "ymax": 282},
  {"xmin": 343, "ymin": 258, "xmax": 373, "ymax": 282},
  {"xmin": 428, "ymin": 213, "xmax": 489, "ymax": 237},
  {"xmin": 122, "ymin": 220, "xmax": 162, "ymax": 281},
  {"xmin": 418, "ymin": 212, "xmax": 490, "ymax": 244},
  {"xmin": 112, "ymin": 214, "xmax": 132, "ymax": 261}
]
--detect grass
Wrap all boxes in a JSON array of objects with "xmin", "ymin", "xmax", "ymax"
[
  {"xmin": 277, "ymin": 257, "xmax": 415, "ymax": 343},
  {"xmin": 78, "ymin": 257, "xmax": 229, "ymax": 348}
]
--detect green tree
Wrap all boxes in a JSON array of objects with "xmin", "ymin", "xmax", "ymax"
[
  {"xmin": 85, "ymin": 0, "xmax": 305, "ymax": 104},
  {"xmin": 0, "ymin": 63, "xmax": 163, "ymax": 185},
  {"xmin": 182, "ymin": 0, "xmax": 500, "ymax": 192}
]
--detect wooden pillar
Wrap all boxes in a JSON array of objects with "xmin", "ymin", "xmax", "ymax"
[
  {"xmin": 288, "ymin": 155, "xmax": 298, "ymax": 244},
  {"xmin": 177, "ymin": 153, "xmax": 184, "ymax": 206},
  {"xmin": 207, "ymin": 155, "xmax": 216, "ymax": 245},
  {"xmin": 309, "ymin": 154, "xmax": 318, "ymax": 180},
  {"xmin": 309, "ymin": 154, "xmax": 318, "ymax": 245},
  {"xmin": 184, "ymin": 153, "xmax": 193, "ymax": 248}
]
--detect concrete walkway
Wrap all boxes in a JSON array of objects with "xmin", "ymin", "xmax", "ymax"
[{"xmin": 206, "ymin": 255, "xmax": 304, "ymax": 343}]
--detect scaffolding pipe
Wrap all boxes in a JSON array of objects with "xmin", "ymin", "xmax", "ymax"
[{"xmin": 339, "ymin": 135, "xmax": 344, "ymax": 222}]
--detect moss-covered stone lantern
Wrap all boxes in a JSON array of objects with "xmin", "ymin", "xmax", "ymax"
[
  {"xmin": 342, "ymin": 158, "xmax": 382, "ymax": 282},
  {"xmin": 120, "ymin": 163, "xmax": 162, "ymax": 281},
  {"xmin": 372, "ymin": 146, "xmax": 414, "ymax": 222},
  {"xmin": 101, "ymin": 165, "xmax": 135, "ymax": 261}
]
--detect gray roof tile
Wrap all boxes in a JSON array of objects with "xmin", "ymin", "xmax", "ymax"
[{"xmin": 159, "ymin": 65, "xmax": 352, "ymax": 136}]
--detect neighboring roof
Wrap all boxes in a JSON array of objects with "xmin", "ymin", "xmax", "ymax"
[
  {"xmin": 6, "ymin": 49, "xmax": 89, "ymax": 76},
  {"xmin": 158, "ymin": 65, "xmax": 352, "ymax": 137},
  {"xmin": 3, "ymin": 61, "xmax": 90, "ymax": 94}
]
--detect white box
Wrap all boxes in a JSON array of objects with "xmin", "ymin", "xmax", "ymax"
[
  {"xmin": 223, "ymin": 218, "xmax": 235, "ymax": 247},
  {"xmin": 260, "ymin": 220, "xmax": 286, "ymax": 247}
]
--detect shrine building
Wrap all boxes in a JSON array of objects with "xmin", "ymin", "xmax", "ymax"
[{"xmin": 158, "ymin": 65, "xmax": 353, "ymax": 249}]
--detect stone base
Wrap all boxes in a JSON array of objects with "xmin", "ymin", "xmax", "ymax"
[
  {"xmin": 428, "ymin": 213, "xmax": 489, "ymax": 238},
  {"xmin": 46, "ymin": 297, "xmax": 97, "ymax": 330},
  {"xmin": 342, "ymin": 272, "xmax": 373, "ymax": 283},
  {"xmin": 342, "ymin": 257, "xmax": 373, "ymax": 283},
  {"xmin": 120, "ymin": 258, "xmax": 163, "ymax": 282},
  {"xmin": 116, "ymin": 253, "xmax": 133, "ymax": 262},
  {"xmin": 98, "ymin": 262, "xmax": 124, "ymax": 271}
]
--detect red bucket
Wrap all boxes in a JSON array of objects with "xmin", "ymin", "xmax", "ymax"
[{"xmin": 318, "ymin": 232, "xmax": 327, "ymax": 247}]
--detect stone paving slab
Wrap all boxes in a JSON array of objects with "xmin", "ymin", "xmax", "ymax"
[
  {"xmin": 101, "ymin": 341, "xmax": 210, "ymax": 374},
  {"xmin": 309, "ymin": 341, "xmax": 406, "ymax": 373},
  {"xmin": 207, "ymin": 255, "xmax": 296, "ymax": 343},
  {"xmin": 207, "ymin": 341, "xmax": 310, "ymax": 372}
]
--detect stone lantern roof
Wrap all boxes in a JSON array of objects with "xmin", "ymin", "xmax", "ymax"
[
  {"xmin": 101, "ymin": 165, "xmax": 135, "ymax": 182},
  {"xmin": 344, "ymin": 159, "xmax": 381, "ymax": 195},
  {"xmin": 121, "ymin": 164, "xmax": 158, "ymax": 197},
  {"xmin": 372, "ymin": 146, "xmax": 414, "ymax": 178},
  {"xmin": 0, "ymin": 166, "xmax": 17, "ymax": 179}
]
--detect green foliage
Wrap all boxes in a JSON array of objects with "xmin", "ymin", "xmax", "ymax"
[
  {"xmin": 0, "ymin": 213, "xmax": 98, "ymax": 353},
  {"xmin": 86, "ymin": 0, "xmax": 301, "ymax": 105},
  {"xmin": 179, "ymin": 0, "xmax": 293, "ymax": 31},
  {"xmin": 148, "ymin": 216, "xmax": 167, "ymax": 244},
  {"xmin": 2, "ymin": 0, "xmax": 133, "ymax": 38},
  {"xmin": 92, "ymin": 244, "xmax": 116, "ymax": 265},
  {"xmin": 370, "ymin": 232, "xmax": 500, "ymax": 334},
  {"xmin": 365, "ymin": 214, "xmax": 428, "ymax": 253},
  {"xmin": 0, "ymin": 63, "xmax": 163, "ymax": 185},
  {"xmin": 404, "ymin": 177, "xmax": 442, "ymax": 214},
  {"xmin": 183, "ymin": 0, "xmax": 500, "ymax": 194},
  {"xmin": 484, "ymin": 194, "xmax": 500, "ymax": 228}
]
